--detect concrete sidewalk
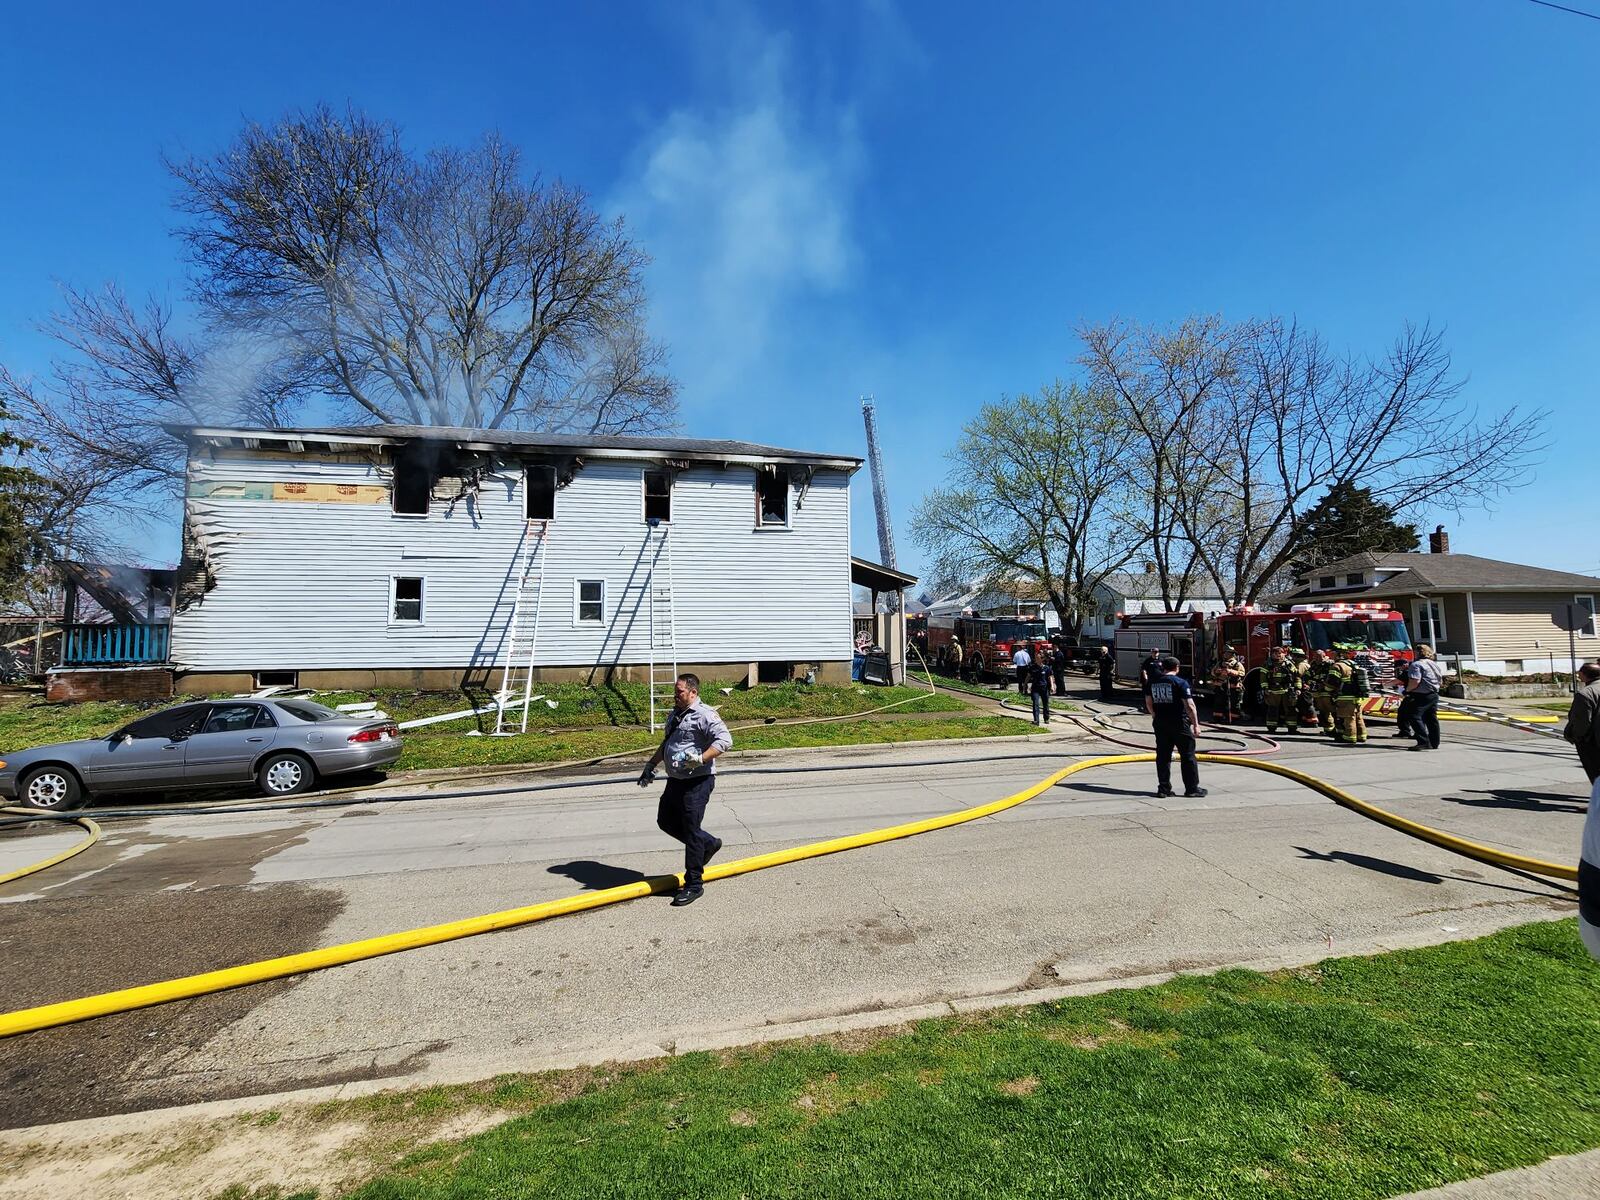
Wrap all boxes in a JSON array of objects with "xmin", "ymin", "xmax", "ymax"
[{"xmin": 1395, "ymin": 1149, "xmax": 1600, "ymax": 1198}]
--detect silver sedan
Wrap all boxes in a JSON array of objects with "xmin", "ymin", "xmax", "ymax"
[{"xmin": 0, "ymin": 698, "xmax": 403, "ymax": 811}]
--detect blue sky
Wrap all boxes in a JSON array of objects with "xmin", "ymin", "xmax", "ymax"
[{"xmin": 2, "ymin": 1, "xmax": 1596, "ymax": 579}]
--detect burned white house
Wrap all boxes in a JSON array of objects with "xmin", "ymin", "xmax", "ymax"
[{"xmin": 155, "ymin": 425, "xmax": 864, "ymax": 695}]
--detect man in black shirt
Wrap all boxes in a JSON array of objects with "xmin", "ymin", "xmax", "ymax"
[
  {"xmin": 1140, "ymin": 647, "xmax": 1164, "ymax": 704},
  {"xmin": 1097, "ymin": 645, "xmax": 1115, "ymax": 701},
  {"xmin": 1145, "ymin": 655, "xmax": 1207, "ymax": 799}
]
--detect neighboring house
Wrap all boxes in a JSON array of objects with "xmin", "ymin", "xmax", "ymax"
[
  {"xmin": 1271, "ymin": 532, "xmax": 1600, "ymax": 675},
  {"xmin": 1079, "ymin": 571, "xmax": 1231, "ymax": 644},
  {"xmin": 157, "ymin": 424, "xmax": 865, "ymax": 694}
]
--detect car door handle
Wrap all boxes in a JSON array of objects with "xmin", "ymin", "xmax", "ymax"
[
  {"xmin": 164, "ymin": 745, "xmax": 183, "ymax": 751},
  {"xmin": 247, "ymin": 737, "xmax": 265, "ymax": 743}
]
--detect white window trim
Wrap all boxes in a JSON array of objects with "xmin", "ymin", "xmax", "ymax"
[
  {"xmin": 390, "ymin": 576, "xmax": 426, "ymax": 626},
  {"xmin": 1414, "ymin": 597, "xmax": 1446, "ymax": 645},
  {"xmin": 573, "ymin": 578, "xmax": 606, "ymax": 626},
  {"xmin": 642, "ymin": 468, "xmax": 672, "ymax": 524},
  {"xmin": 1577, "ymin": 594, "xmax": 1597, "ymax": 639},
  {"xmin": 754, "ymin": 467, "xmax": 791, "ymax": 530}
]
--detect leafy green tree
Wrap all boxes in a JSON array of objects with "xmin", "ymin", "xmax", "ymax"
[{"xmin": 1289, "ymin": 482, "xmax": 1420, "ymax": 576}]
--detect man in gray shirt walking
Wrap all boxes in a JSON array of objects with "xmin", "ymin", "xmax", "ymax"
[{"xmin": 639, "ymin": 673, "xmax": 734, "ymax": 906}]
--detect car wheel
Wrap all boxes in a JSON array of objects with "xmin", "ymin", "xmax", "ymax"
[
  {"xmin": 19, "ymin": 766, "xmax": 84, "ymax": 812},
  {"xmin": 257, "ymin": 752, "xmax": 315, "ymax": 797}
]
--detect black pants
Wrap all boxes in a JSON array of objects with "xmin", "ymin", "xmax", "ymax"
[
  {"xmin": 1154, "ymin": 725, "xmax": 1200, "ymax": 793},
  {"xmin": 1099, "ymin": 674, "xmax": 1114, "ymax": 701},
  {"xmin": 1016, "ymin": 665, "xmax": 1029, "ymax": 694},
  {"xmin": 657, "ymin": 775, "xmax": 718, "ymax": 884},
  {"xmin": 1411, "ymin": 691, "xmax": 1440, "ymax": 749},
  {"xmin": 1053, "ymin": 664, "xmax": 1066, "ymax": 696},
  {"xmin": 1395, "ymin": 694, "xmax": 1418, "ymax": 739},
  {"xmin": 1579, "ymin": 743, "xmax": 1600, "ymax": 784}
]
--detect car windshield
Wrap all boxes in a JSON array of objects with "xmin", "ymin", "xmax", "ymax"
[
  {"xmin": 1305, "ymin": 618, "xmax": 1411, "ymax": 651},
  {"xmin": 276, "ymin": 700, "xmax": 343, "ymax": 723},
  {"xmin": 992, "ymin": 621, "xmax": 1046, "ymax": 641}
]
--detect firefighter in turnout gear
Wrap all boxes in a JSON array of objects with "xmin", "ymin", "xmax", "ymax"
[
  {"xmin": 1209, "ymin": 647, "xmax": 1246, "ymax": 723},
  {"xmin": 1333, "ymin": 643, "xmax": 1371, "ymax": 745},
  {"xmin": 1263, "ymin": 646, "xmax": 1299, "ymax": 734},
  {"xmin": 1290, "ymin": 647, "xmax": 1314, "ymax": 730},
  {"xmin": 1309, "ymin": 649, "xmax": 1341, "ymax": 736}
]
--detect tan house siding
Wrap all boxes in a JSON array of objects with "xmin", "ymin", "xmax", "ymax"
[{"xmin": 1470, "ymin": 592, "xmax": 1591, "ymax": 660}]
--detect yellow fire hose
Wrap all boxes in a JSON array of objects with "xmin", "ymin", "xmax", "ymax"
[
  {"xmin": 0, "ymin": 751, "xmax": 1577, "ymax": 1041},
  {"xmin": 0, "ymin": 811, "xmax": 101, "ymax": 887}
]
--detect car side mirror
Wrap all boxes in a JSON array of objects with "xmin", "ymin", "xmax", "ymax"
[{"xmin": 116, "ymin": 732, "xmax": 134, "ymax": 745}]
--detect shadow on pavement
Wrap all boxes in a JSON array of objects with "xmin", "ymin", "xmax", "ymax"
[
  {"xmin": 1442, "ymin": 788, "xmax": 1588, "ymax": 814},
  {"xmin": 547, "ymin": 860, "xmax": 648, "ymax": 890}
]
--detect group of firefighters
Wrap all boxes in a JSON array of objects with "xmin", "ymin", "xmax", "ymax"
[{"xmin": 1206, "ymin": 643, "xmax": 1379, "ymax": 745}]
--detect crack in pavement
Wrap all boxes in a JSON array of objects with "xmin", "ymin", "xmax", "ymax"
[{"xmin": 1122, "ymin": 814, "xmax": 1305, "ymax": 915}]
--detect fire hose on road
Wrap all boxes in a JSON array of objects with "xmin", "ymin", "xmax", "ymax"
[{"xmin": 0, "ymin": 748, "xmax": 1578, "ymax": 1041}]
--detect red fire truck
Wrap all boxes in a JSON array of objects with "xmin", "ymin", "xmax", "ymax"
[
  {"xmin": 1113, "ymin": 603, "xmax": 1416, "ymax": 716},
  {"xmin": 926, "ymin": 613, "xmax": 1052, "ymax": 680}
]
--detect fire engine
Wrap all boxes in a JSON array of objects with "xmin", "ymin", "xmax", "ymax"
[
  {"xmin": 926, "ymin": 613, "xmax": 1051, "ymax": 680},
  {"xmin": 1113, "ymin": 603, "xmax": 1416, "ymax": 716}
]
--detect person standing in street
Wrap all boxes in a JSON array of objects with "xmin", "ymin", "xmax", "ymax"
[
  {"xmin": 1333, "ymin": 644, "xmax": 1370, "ymax": 746},
  {"xmin": 1051, "ymin": 641, "xmax": 1068, "ymax": 697},
  {"xmin": 1309, "ymin": 649, "xmax": 1340, "ymax": 737},
  {"xmin": 1404, "ymin": 644, "xmax": 1445, "ymax": 751},
  {"xmin": 1146, "ymin": 655, "xmax": 1206, "ymax": 799},
  {"xmin": 1012, "ymin": 643, "xmax": 1032, "ymax": 695},
  {"xmin": 1565, "ymin": 662, "xmax": 1600, "ymax": 783},
  {"xmin": 1029, "ymin": 652, "xmax": 1053, "ymax": 726},
  {"xmin": 1140, "ymin": 647, "xmax": 1164, "ymax": 705},
  {"xmin": 1098, "ymin": 644, "xmax": 1115, "ymax": 702},
  {"xmin": 948, "ymin": 635, "xmax": 964, "ymax": 681},
  {"xmin": 1263, "ymin": 646, "xmax": 1298, "ymax": 735},
  {"xmin": 1210, "ymin": 647, "xmax": 1245, "ymax": 723},
  {"xmin": 639, "ymin": 673, "xmax": 733, "ymax": 906}
]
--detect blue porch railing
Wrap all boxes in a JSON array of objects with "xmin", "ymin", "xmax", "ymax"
[{"xmin": 60, "ymin": 623, "xmax": 171, "ymax": 666}]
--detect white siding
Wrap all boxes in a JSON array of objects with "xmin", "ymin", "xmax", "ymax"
[{"xmin": 172, "ymin": 449, "xmax": 853, "ymax": 672}]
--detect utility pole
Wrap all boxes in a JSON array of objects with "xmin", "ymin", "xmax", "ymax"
[{"xmin": 860, "ymin": 395, "xmax": 899, "ymax": 614}]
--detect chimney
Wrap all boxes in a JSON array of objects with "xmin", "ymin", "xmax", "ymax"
[{"xmin": 1429, "ymin": 525, "xmax": 1450, "ymax": 554}]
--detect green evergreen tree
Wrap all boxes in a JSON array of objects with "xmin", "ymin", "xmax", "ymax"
[
  {"xmin": 0, "ymin": 400, "xmax": 45, "ymax": 606},
  {"xmin": 1290, "ymin": 482, "xmax": 1420, "ymax": 576}
]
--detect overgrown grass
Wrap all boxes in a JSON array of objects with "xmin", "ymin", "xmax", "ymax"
[{"xmin": 299, "ymin": 921, "xmax": 1600, "ymax": 1199}]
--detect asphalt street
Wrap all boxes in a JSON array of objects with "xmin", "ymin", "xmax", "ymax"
[{"xmin": 0, "ymin": 695, "xmax": 1589, "ymax": 1130}]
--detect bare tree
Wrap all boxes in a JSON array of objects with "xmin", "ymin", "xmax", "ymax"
[
  {"xmin": 911, "ymin": 383, "xmax": 1141, "ymax": 637},
  {"xmin": 171, "ymin": 106, "xmax": 676, "ymax": 432},
  {"xmin": 1080, "ymin": 316, "xmax": 1546, "ymax": 606}
]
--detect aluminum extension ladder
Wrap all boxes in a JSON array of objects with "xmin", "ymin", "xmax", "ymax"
[
  {"xmin": 495, "ymin": 519, "xmax": 550, "ymax": 735},
  {"xmin": 646, "ymin": 520, "xmax": 677, "ymax": 733}
]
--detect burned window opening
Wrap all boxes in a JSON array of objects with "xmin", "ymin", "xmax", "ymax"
[
  {"xmin": 254, "ymin": 670, "xmax": 299, "ymax": 689},
  {"xmin": 526, "ymin": 465, "xmax": 558, "ymax": 521},
  {"xmin": 392, "ymin": 449, "xmax": 436, "ymax": 515},
  {"xmin": 644, "ymin": 468, "xmax": 672, "ymax": 522},
  {"xmin": 757, "ymin": 465, "xmax": 790, "ymax": 527}
]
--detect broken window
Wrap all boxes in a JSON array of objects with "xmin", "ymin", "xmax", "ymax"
[
  {"xmin": 575, "ymin": 579, "xmax": 605, "ymax": 624},
  {"xmin": 253, "ymin": 670, "xmax": 299, "ymax": 689},
  {"xmin": 526, "ymin": 465, "xmax": 557, "ymax": 521},
  {"xmin": 756, "ymin": 466, "xmax": 789, "ymax": 527},
  {"xmin": 392, "ymin": 450, "xmax": 433, "ymax": 515},
  {"xmin": 644, "ymin": 469, "xmax": 672, "ymax": 523},
  {"xmin": 392, "ymin": 577, "xmax": 424, "ymax": 623}
]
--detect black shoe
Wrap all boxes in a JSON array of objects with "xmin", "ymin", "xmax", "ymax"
[
  {"xmin": 1183, "ymin": 788, "xmax": 1208, "ymax": 798},
  {"xmin": 671, "ymin": 884, "xmax": 704, "ymax": 906},
  {"xmin": 703, "ymin": 837, "xmax": 723, "ymax": 869},
  {"xmin": 1407, "ymin": 743, "xmax": 1427, "ymax": 751},
  {"xmin": 1156, "ymin": 786, "xmax": 1175, "ymax": 797}
]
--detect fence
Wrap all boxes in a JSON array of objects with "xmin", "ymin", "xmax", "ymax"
[{"xmin": 59, "ymin": 623, "xmax": 171, "ymax": 666}]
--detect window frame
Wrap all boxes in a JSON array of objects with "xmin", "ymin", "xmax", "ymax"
[
  {"xmin": 755, "ymin": 465, "xmax": 791, "ymax": 529},
  {"xmin": 643, "ymin": 468, "xmax": 672, "ymax": 524},
  {"xmin": 1346, "ymin": 572, "xmax": 1365, "ymax": 586},
  {"xmin": 573, "ymin": 578, "xmax": 606, "ymax": 626},
  {"xmin": 526, "ymin": 464, "xmax": 558, "ymax": 522},
  {"xmin": 198, "ymin": 703, "xmax": 267, "ymax": 736},
  {"xmin": 1576, "ymin": 594, "xmax": 1597, "ymax": 639},
  {"xmin": 1414, "ymin": 597, "xmax": 1447, "ymax": 645},
  {"xmin": 390, "ymin": 576, "xmax": 426, "ymax": 625},
  {"xmin": 1318, "ymin": 575, "xmax": 1337, "ymax": 590}
]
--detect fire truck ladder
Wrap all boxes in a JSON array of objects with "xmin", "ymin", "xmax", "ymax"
[
  {"xmin": 646, "ymin": 519, "xmax": 677, "ymax": 734},
  {"xmin": 495, "ymin": 520, "xmax": 551, "ymax": 736}
]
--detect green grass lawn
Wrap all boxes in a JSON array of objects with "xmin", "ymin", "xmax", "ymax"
[
  {"xmin": 261, "ymin": 921, "xmax": 1600, "ymax": 1199},
  {"xmin": 0, "ymin": 684, "xmax": 1018, "ymax": 775}
]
